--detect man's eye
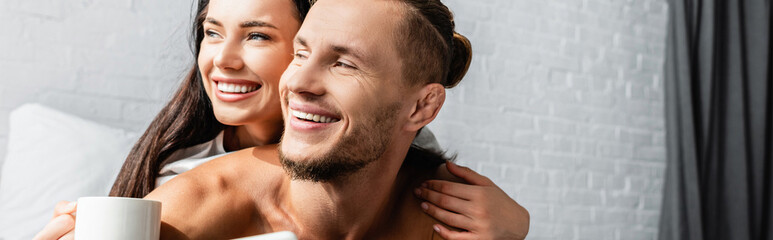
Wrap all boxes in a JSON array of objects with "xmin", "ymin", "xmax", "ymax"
[
  {"xmin": 248, "ymin": 33, "xmax": 270, "ymax": 41},
  {"xmin": 334, "ymin": 61, "xmax": 356, "ymax": 69},
  {"xmin": 294, "ymin": 50, "xmax": 309, "ymax": 59}
]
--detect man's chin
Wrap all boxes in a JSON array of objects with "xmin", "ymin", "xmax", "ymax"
[
  {"xmin": 278, "ymin": 154, "xmax": 367, "ymax": 183},
  {"xmin": 277, "ymin": 143, "xmax": 376, "ymax": 183},
  {"xmin": 280, "ymin": 131, "xmax": 332, "ymax": 154}
]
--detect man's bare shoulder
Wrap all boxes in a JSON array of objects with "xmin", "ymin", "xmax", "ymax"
[
  {"xmin": 156, "ymin": 145, "xmax": 285, "ymax": 192},
  {"xmin": 374, "ymin": 162, "xmax": 461, "ymax": 240},
  {"xmin": 432, "ymin": 162, "xmax": 466, "ymax": 183},
  {"xmin": 415, "ymin": 162, "xmax": 468, "ymax": 239},
  {"xmin": 145, "ymin": 145, "xmax": 287, "ymax": 239}
]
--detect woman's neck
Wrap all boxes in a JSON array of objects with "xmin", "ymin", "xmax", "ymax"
[{"xmin": 223, "ymin": 122, "xmax": 283, "ymax": 152}]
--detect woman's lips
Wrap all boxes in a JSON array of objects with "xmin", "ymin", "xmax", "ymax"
[
  {"xmin": 217, "ymin": 81, "xmax": 260, "ymax": 93},
  {"xmin": 211, "ymin": 78, "xmax": 262, "ymax": 102}
]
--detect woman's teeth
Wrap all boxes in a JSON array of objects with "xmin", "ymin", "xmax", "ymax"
[
  {"xmin": 217, "ymin": 82, "xmax": 260, "ymax": 93},
  {"xmin": 292, "ymin": 110, "xmax": 340, "ymax": 123}
]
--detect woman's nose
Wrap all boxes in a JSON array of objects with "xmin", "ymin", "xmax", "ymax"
[{"xmin": 213, "ymin": 40, "xmax": 244, "ymax": 71}]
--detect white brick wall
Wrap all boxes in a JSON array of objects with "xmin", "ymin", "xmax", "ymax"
[
  {"xmin": 0, "ymin": 0, "xmax": 193, "ymax": 135},
  {"xmin": 430, "ymin": 0, "xmax": 669, "ymax": 239},
  {"xmin": 0, "ymin": 0, "xmax": 668, "ymax": 239}
]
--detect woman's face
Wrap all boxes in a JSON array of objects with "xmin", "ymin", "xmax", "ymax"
[{"xmin": 198, "ymin": 0, "xmax": 300, "ymax": 127}]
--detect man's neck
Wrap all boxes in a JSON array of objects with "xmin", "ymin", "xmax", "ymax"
[{"xmin": 284, "ymin": 139, "xmax": 413, "ymax": 240}]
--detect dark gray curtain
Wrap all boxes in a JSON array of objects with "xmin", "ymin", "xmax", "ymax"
[{"xmin": 659, "ymin": 0, "xmax": 772, "ymax": 240}]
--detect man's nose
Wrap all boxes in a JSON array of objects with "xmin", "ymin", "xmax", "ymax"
[
  {"xmin": 213, "ymin": 40, "xmax": 244, "ymax": 71},
  {"xmin": 286, "ymin": 60, "xmax": 325, "ymax": 96}
]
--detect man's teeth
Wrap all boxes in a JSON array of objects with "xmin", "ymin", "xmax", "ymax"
[
  {"xmin": 217, "ymin": 82, "xmax": 260, "ymax": 93},
  {"xmin": 292, "ymin": 110, "xmax": 339, "ymax": 123}
]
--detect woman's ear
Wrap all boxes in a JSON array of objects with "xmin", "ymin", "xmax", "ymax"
[{"xmin": 405, "ymin": 83, "xmax": 445, "ymax": 132}]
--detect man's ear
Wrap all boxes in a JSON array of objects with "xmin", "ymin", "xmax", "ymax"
[{"xmin": 405, "ymin": 83, "xmax": 445, "ymax": 132}]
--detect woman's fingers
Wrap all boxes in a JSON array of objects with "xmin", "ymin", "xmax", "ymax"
[
  {"xmin": 433, "ymin": 224, "xmax": 477, "ymax": 240},
  {"xmin": 423, "ymin": 162, "xmax": 531, "ymax": 240},
  {"xmin": 419, "ymin": 201, "xmax": 472, "ymax": 230},
  {"xmin": 35, "ymin": 201, "xmax": 77, "ymax": 240},
  {"xmin": 33, "ymin": 214, "xmax": 75, "ymax": 240},
  {"xmin": 446, "ymin": 161, "xmax": 493, "ymax": 186},
  {"xmin": 415, "ymin": 186, "xmax": 468, "ymax": 214},
  {"xmin": 57, "ymin": 232, "xmax": 74, "ymax": 240},
  {"xmin": 53, "ymin": 201, "xmax": 77, "ymax": 218},
  {"xmin": 422, "ymin": 179, "xmax": 478, "ymax": 201}
]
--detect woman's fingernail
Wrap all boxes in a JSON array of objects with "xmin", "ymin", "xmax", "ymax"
[
  {"xmin": 421, "ymin": 182, "xmax": 427, "ymax": 188},
  {"xmin": 421, "ymin": 202, "xmax": 429, "ymax": 210},
  {"xmin": 414, "ymin": 188, "xmax": 421, "ymax": 196},
  {"xmin": 66, "ymin": 202, "xmax": 77, "ymax": 210},
  {"xmin": 433, "ymin": 224, "xmax": 441, "ymax": 232}
]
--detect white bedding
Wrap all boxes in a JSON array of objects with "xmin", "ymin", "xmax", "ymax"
[{"xmin": 0, "ymin": 104, "xmax": 138, "ymax": 240}]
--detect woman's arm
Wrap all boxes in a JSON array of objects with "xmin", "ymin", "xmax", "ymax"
[{"xmin": 416, "ymin": 161, "xmax": 530, "ymax": 240}]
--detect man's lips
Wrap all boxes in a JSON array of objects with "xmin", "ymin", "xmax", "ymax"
[
  {"xmin": 287, "ymin": 102, "xmax": 341, "ymax": 124},
  {"xmin": 291, "ymin": 109, "xmax": 340, "ymax": 123}
]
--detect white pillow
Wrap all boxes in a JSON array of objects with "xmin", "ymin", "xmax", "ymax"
[{"xmin": 0, "ymin": 104, "xmax": 138, "ymax": 240}]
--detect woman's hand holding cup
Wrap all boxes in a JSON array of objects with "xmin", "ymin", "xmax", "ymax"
[
  {"xmin": 34, "ymin": 197, "xmax": 161, "ymax": 240},
  {"xmin": 33, "ymin": 201, "xmax": 77, "ymax": 240}
]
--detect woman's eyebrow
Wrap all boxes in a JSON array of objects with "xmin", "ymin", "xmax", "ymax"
[
  {"xmin": 241, "ymin": 20, "xmax": 277, "ymax": 29},
  {"xmin": 204, "ymin": 18, "xmax": 277, "ymax": 29},
  {"xmin": 205, "ymin": 18, "xmax": 221, "ymax": 26}
]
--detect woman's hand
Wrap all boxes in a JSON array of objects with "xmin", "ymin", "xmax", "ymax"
[
  {"xmin": 32, "ymin": 201, "xmax": 77, "ymax": 240},
  {"xmin": 415, "ymin": 161, "xmax": 530, "ymax": 240}
]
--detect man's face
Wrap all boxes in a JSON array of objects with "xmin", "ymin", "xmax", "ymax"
[{"xmin": 277, "ymin": 0, "xmax": 409, "ymax": 182}]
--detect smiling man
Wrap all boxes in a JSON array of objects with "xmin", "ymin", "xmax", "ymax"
[{"xmin": 146, "ymin": 0, "xmax": 478, "ymax": 239}]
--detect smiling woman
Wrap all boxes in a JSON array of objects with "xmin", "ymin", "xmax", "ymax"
[{"xmin": 196, "ymin": 0, "xmax": 298, "ymax": 147}]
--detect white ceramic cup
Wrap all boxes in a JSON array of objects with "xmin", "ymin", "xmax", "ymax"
[{"xmin": 74, "ymin": 197, "xmax": 162, "ymax": 240}]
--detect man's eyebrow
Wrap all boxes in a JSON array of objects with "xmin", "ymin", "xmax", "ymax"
[
  {"xmin": 331, "ymin": 44, "xmax": 367, "ymax": 62},
  {"xmin": 295, "ymin": 36, "xmax": 367, "ymax": 62},
  {"xmin": 295, "ymin": 36, "xmax": 308, "ymax": 47}
]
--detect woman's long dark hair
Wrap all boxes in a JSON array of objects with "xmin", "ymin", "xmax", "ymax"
[{"xmin": 110, "ymin": 0, "xmax": 311, "ymax": 198}]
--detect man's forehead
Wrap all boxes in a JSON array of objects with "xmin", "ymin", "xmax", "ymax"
[{"xmin": 299, "ymin": 0, "xmax": 404, "ymax": 50}]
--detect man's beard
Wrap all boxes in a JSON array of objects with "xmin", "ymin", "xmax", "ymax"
[{"xmin": 279, "ymin": 102, "xmax": 401, "ymax": 182}]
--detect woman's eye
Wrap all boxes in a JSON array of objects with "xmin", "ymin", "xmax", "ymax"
[
  {"xmin": 205, "ymin": 29, "xmax": 221, "ymax": 38},
  {"xmin": 248, "ymin": 33, "xmax": 270, "ymax": 41}
]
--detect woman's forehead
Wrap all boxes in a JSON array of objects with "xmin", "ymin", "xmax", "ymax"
[{"xmin": 206, "ymin": 0, "xmax": 300, "ymax": 30}]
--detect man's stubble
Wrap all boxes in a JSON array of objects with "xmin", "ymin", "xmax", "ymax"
[{"xmin": 279, "ymin": 101, "xmax": 402, "ymax": 182}]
